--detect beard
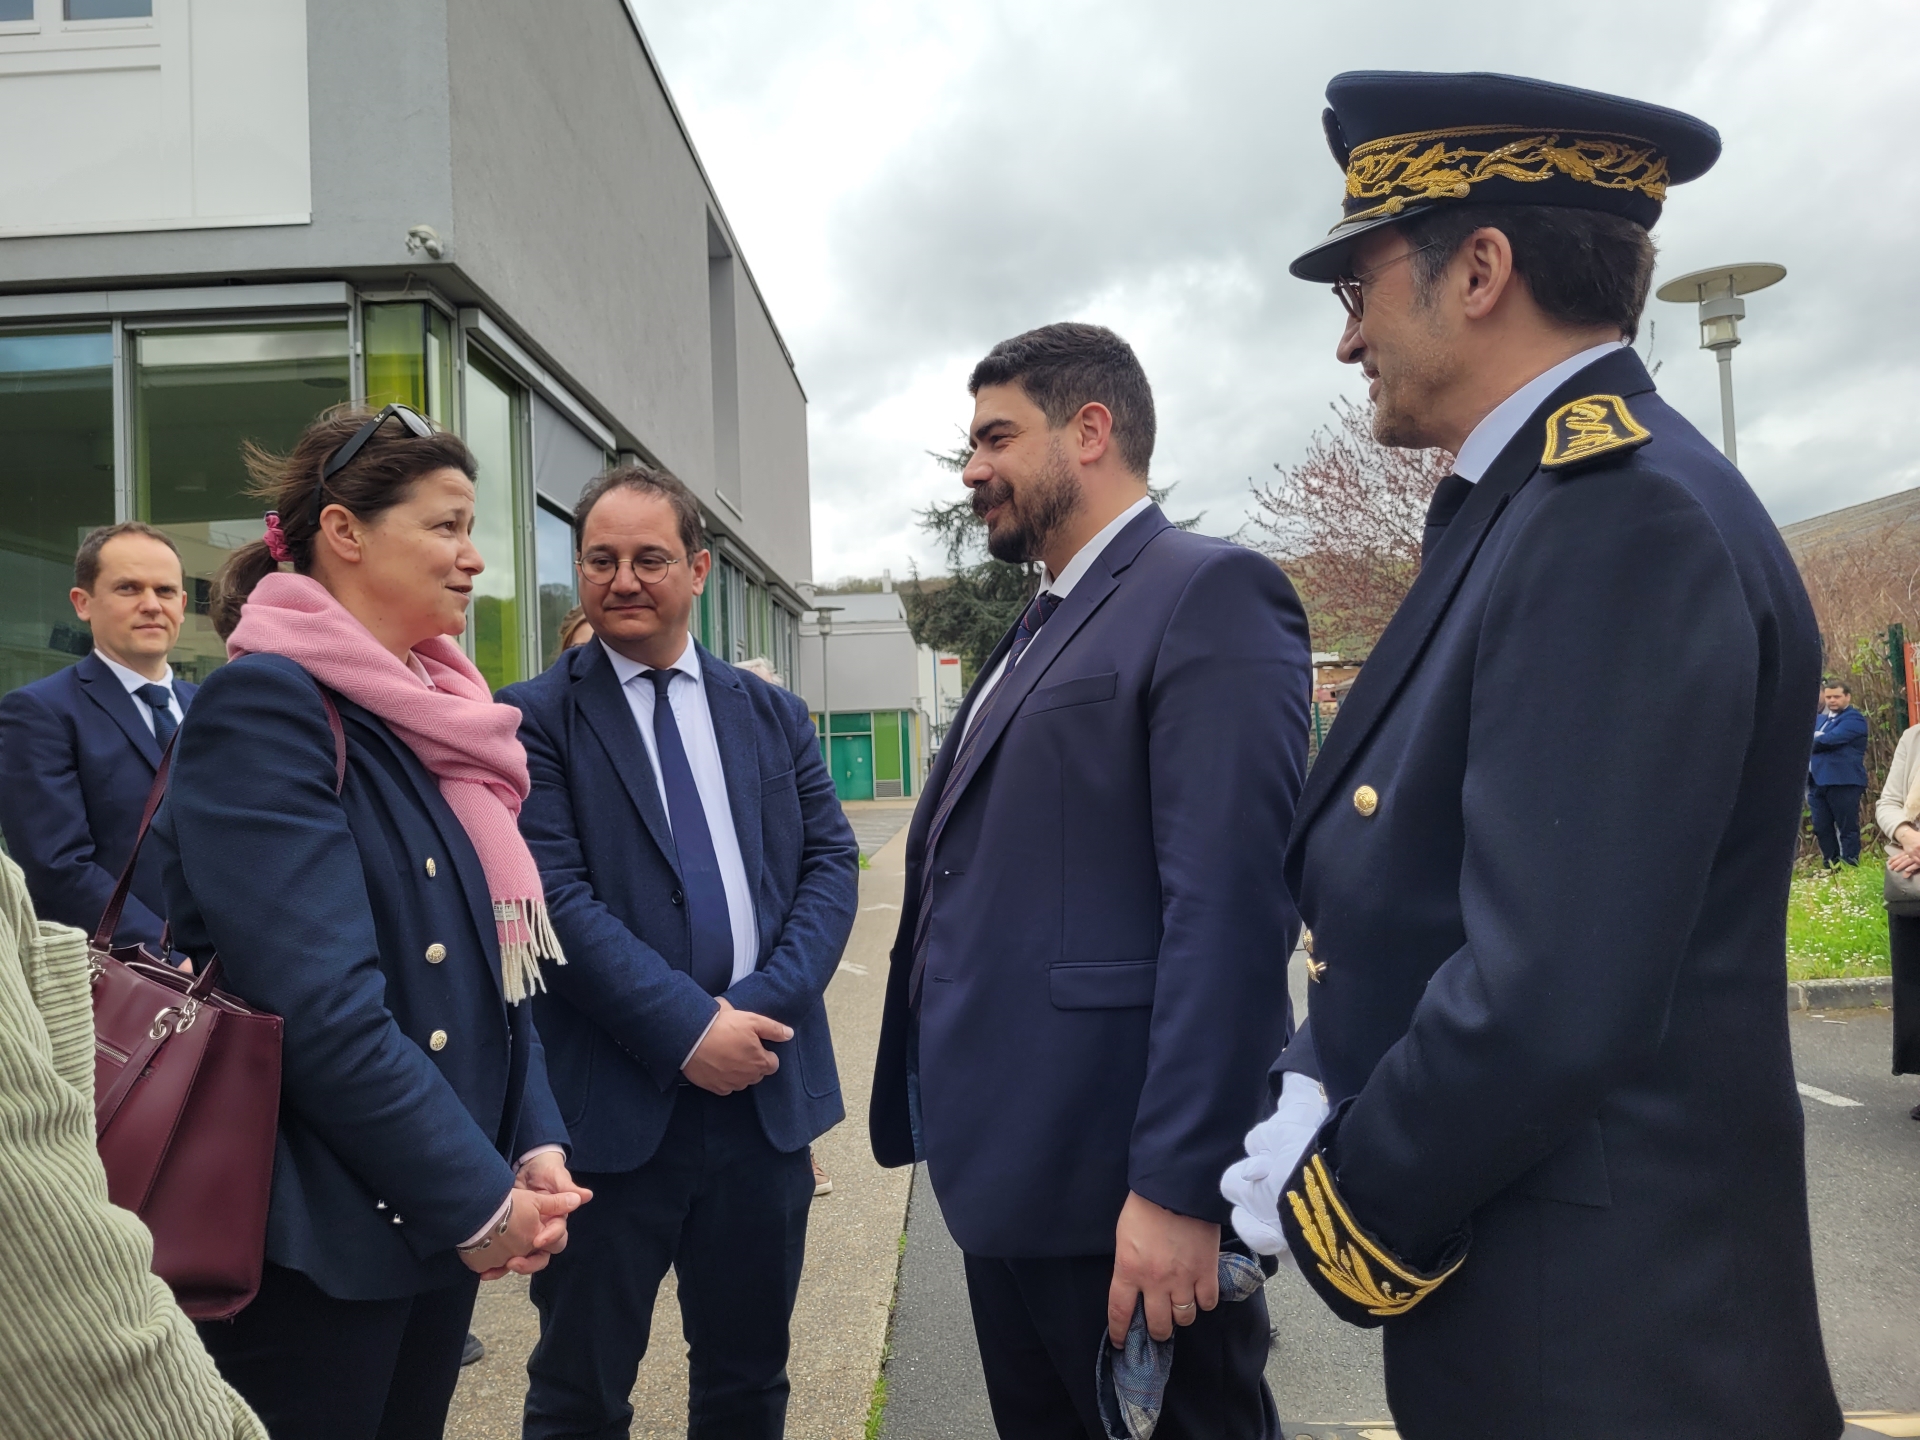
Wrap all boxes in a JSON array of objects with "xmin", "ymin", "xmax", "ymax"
[{"xmin": 977, "ymin": 441, "xmax": 1084, "ymax": 564}]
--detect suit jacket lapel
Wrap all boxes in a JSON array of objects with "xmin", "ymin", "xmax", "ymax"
[
  {"xmin": 335, "ymin": 697, "xmax": 505, "ymax": 1003},
  {"xmin": 76, "ymin": 653, "xmax": 161, "ymax": 770},
  {"xmin": 701, "ymin": 645, "xmax": 764, "ymax": 933},
  {"xmin": 571, "ymin": 642, "xmax": 680, "ymax": 877},
  {"xmin": 1292, "ymin": 347, "xmax": 1661, "ymax": 840},
  {"xmin": 936, "ymin": 505, "xmax": 1170, "ymax": 822}
]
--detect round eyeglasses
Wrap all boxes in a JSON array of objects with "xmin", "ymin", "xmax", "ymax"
[{"xmin": 576, "ymin": 553, "xmax": 683, "ymax": 587}]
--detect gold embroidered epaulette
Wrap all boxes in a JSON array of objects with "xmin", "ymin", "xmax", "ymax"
[
  {"xmin": 1540, "ymin": 393, "xmax": 1651, "ymax": 469},
  {"xmin": 1279, "ymin": 1144, "xmax": 1468, "ymax": 1327}
]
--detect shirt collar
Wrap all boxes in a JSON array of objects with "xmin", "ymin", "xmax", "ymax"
[
  {"xmin": 1044, "ymin": 494, "xmax": 1154, "ymax": 599},
  {"xmin": 1451, "ymin": 340, "xmax": 1628, "ymax": 483},
  {"xmin": 93, "ymin": 649, "xmax": 175, "ymax": 695},
  {"xmin": 601, "ymin": 634, "xmax": 700, "ymax": 689}
]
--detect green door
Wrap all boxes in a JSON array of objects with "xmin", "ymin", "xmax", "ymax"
[{"xmin": 830, "ymin": 733, "xmax": 874, "ymax": 801}]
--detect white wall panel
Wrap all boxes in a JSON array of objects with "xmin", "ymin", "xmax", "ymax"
[{"xmin": 0, "ymin": 0, "xmax": 310, "ymax": 238}]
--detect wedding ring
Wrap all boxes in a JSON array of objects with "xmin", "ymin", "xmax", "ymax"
[{"xmin": 1172, "ymin": 1301, "xmax": 1196, "ymax": 1313}]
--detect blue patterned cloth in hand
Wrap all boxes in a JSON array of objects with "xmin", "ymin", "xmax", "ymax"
[{"xmin": 1095, "ymin": 1251, "xmax": 1269, "ymax": 1439}]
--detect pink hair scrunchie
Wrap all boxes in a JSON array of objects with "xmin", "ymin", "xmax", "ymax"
[{"xmin": 263, "ymin": 511, "xmax": 292, "ymax": 563}]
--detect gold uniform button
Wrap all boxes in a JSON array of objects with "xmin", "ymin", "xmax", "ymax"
[
  {"xmin": 425, "ymin": 857, "xmax": 437, "ymax": 878},
  {"xmin": 425, "ymin": 943, "xmax": 446, "ymax": 964},
  {"xmin": 429, "ymin": 1029, "xmax": 448, "ymax": 1052},
  {"xmin": 1353, "ymin": 785, "xmax": 1379, "ymax": 817}
]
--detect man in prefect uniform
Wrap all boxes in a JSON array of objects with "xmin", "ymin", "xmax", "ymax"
[{"xmin": 1220, "ymin": 73, "xmax": 1843, "ymax": 1438}]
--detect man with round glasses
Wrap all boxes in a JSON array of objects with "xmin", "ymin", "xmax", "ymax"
[
  {"xmin": 499, "ymin": 463, "xmax": 859, "ymax": 1438},
  {"xmin": 1219, "ymin": 71, "xmax": 1842, "ymax": 1438}
]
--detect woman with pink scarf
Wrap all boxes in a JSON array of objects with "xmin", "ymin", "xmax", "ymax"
[{"xmin": 153, "ymin": 405, "xmax": 589, "ymax": 1440}]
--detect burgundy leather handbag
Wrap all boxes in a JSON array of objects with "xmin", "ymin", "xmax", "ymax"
[{"xmin": 89, "ymin": 691, "xmax": 343, "ymax": 1319}]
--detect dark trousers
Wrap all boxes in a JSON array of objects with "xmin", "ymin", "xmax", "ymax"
[
  {"xmin": 1892, "ymin": 912, "xmax": 1920, "ymax": 1075},
  {"xmin": 961, "ymin": 1250, "xmax": 1281, "ymax": 1440},
  {"xmin": 198, "ymin": 1261, "xmax": 478, "ymax": 1440},
  {"xmin": 523, "ymin": 1086, "xmax": 814, "ymax": 1440},
  {"xmin": 1809, "ymin": 783, "xmax": 1864, "ymax": 865}
]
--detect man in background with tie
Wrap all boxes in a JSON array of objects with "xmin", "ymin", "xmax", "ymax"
[
  {"xmin": 500, "ymin": 464, "xmax": 858, "ymax": 1440},
  {"xmin": 0, "ymin": 522, "xmax": 194, "ymax": 948},
  {"xmin": 869, "ymin": 323, "xmax": 1310, "ymax": 1438}
]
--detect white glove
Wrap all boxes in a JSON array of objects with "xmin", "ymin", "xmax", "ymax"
[{"xmin": 1219, "ymin": 1071, "xmax": 1330, "ymax": 1258}]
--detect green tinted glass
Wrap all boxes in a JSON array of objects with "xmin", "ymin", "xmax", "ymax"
[
  {"xmin": 0, "ymin": 329, "xmax": 115, "ymax": 694},
  {"xmin": 133, "ymin": 321, "xmax": 350, "ymax": 684},
  {"xmin": 464, "ymin": 351, "xmax": 523, "ymax": 689}
]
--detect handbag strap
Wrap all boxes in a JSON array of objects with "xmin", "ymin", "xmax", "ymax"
[{"xmin": 92, "ymin": 683, "xmax": 347, "ymax": 953}]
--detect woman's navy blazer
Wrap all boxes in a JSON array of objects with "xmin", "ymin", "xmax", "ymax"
[{"xmin": 153, "ymin": 654, "xmax": 567, "ymax": 1302}]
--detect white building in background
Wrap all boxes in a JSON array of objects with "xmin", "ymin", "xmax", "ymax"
[
  {"xmin": 798, "ymin": 577, "xmax": 959, "ymax": 801},
  {"xmin": 0, "ymin": 0, "xmax": 811, "ymax": 697}
]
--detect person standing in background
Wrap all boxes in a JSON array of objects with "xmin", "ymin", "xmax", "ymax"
[
  {"xmin": 1874, "ymin": 722, "xmax": 1920, "ymax": 1119},
  {"xmin": 0, "ymin": 523, "xmax": 195, "ymax": 947},
  {"xmin": 1810, "ymin": 680, "xmax": 1869, "ymax": 867},
  {"xmin": 502, "ymin": 464, "xmax": 858, "ymax": 1440}
]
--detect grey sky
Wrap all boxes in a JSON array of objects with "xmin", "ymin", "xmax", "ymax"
[{"xmin": 629, "ymin": 0, "xmax": 1920, "ymax": 584}]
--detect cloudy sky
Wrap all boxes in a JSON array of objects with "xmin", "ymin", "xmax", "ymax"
[{"xmin": 629, "ymin": 0, "xmax": 1920, "ymax": 585}]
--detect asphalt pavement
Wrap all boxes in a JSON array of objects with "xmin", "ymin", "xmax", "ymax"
[{"xmin": 878, "ymin": 964, "xmax": 1920, "ymax": 1437}]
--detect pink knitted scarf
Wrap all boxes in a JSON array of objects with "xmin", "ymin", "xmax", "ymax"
[{"xmin": 226, "ymin": 573, "xmax": 564, "ymax": 1002}]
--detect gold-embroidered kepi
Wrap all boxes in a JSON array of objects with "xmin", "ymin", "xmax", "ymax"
[{"xmin": 1290, "ymin": 71, "xmax": 1721, "ymax": 283}]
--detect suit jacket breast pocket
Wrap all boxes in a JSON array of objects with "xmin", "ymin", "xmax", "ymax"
[{"xmin": 1026, "ymin": 671, "xmax": 1118, "ymax": 715}]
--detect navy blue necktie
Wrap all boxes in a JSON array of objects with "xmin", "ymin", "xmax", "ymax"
[
  {"xmin": 645, "ymin": 669, "xmax": 734, "ymax": 995},
  {"xmin": 1421, "ymin": 474, "xmax": 1473, "ymax": 562},
  {"xmin": 135, "ymin": 682, "xmax": 178, "ymax": 748},
  {"xmin": 906, "ymin": 587, "xmax": 1063, "ymax": 1007}
]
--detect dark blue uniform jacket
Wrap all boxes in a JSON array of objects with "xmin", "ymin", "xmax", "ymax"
[
  {"xmin": 1809, "ymin": 705, "xmax": 1868, "ymax": 788},
  {"xmin": 1277, "ymin": 348, "xmax": 1840, "ymax": 1439},
  {"xmin": 498, "ymin": 639, "xmax": 858, "ymax": 1174},
  {"xmin": 154, "ymin": 655, "xmax": 567, "ymax": 1302},
  {"xmin": 0, "ymin": 651, "xmax": 196, "ymax": 947},
  {"xmin": 870, "ymin": 506, "xmax": 1312, "ymax": 1256}
]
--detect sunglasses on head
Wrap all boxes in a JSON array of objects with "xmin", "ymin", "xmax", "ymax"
[{"xmin": 314, "ymin": 402, "xmax": 436, "ymax": 510}]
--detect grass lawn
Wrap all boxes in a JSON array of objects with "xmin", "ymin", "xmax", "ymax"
[{"xmin": 1786, "ymin": 853, "xmax": 1893, "ymax": 981}]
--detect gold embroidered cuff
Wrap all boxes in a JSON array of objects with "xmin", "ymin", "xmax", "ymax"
[{"xmin": 1280, "ymin": 1147, "xmax": 1467, "ymax": 1328}]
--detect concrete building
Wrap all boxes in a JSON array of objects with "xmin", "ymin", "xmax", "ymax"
[
  {"xmin": 798, "ymin": 582, "xmax": 961, "ymax": 801},
  {"xmin": 0, "ymin": 0, "xmax": 810, "ymax": 697}
]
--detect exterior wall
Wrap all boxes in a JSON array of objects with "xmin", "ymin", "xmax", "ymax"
[{"xmin": 798, "ymin": 591, "xmax": 955, "ymax": 798}]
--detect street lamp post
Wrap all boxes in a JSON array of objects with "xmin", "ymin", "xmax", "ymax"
[
  {"xmin": 814, "ymin": 604, "xmax": 842, "ymax": 793},
  {"xmin": 1654, "ymin": 262, "xmax": 1786, "ymax": 467}
]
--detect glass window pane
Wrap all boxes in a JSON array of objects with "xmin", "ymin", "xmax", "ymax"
[
  {"xmin": 363, "ymin": 303, "xmax": 456, "ymax": 426},
  {"xmin": 0, "ymin": 328, "xmax": 115, "ymax": 696},
  {"xmin": 66, "ymin": 0, "xmax": 151, "ymax": 16},
  {"xmin": 0, "ymin": 1, "xmax": 35, "ymax": 22},
  {"xmin": 134, "ymin": 320, "xmax": 350, "ymax": 684},
  {"xmin": 535, "ymin": 500, "xmax": 576, "ymax": 669},
  {"xmin": 464, "ymin": 352, "xmax": 524, "ymax": 690}
]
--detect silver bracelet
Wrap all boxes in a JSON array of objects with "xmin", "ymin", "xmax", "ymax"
[{"xmin": 456, "ymin": 1201, "xmax": 513, "ymax": 1253}]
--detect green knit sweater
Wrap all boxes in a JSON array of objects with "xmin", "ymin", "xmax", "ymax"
[{"xmin": 0, "ymin": 853, "xmax": 266, "ymax": 1440}]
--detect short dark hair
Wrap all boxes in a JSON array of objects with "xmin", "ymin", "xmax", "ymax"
[
  {"xmin": 1823, "ymin": 679, "xmax": 1852, "ymax": 696},
  {"xmin": 75, "ymin": 522, "xmax": 181, "ymax": 593},
  {"xmin": 573, "ymin": 462, "xmax": 707, "ymax": 558},
  {"xmin": 1401, "ymin": 204, "xmax": 1658, "ymax": 342},
  {"xmin": 967, "ymin": 322, "xmax": 1156, "ymax": 476}
]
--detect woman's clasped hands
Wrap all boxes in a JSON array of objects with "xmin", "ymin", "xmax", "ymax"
[{"xmin": 460, "ymin": 1153, "xmax": 594, "ymax": 1281}]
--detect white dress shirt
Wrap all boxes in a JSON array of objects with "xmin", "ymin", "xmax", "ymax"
[
  {"xmin": 1450, "ymin": 340, "xmax": 1627, "ymax": 482},
  {"xmin": 599, "ymin": 637, "xmax": 760, "ymax": 984},
  {"xmin": 94, "ymin": 650, "xmax": 183, "ymax": 734},
  {"xmin": 956, "ymin": 493, "xmax": 1154, "ymax": 747}
]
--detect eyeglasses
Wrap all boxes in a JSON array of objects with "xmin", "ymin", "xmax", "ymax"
[
  {"xmin": 576, "ymin": 553, "xmax": 684, "ymax": 587},
  {"xmin": 1331, "ymin": 240, "xmax": 1444, "ymax": 321}
]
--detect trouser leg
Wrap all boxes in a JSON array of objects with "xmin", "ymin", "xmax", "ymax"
[
  {"xmin": 961, "ymin": 1251, "xmax": 1105, "ymax": 1440},
  {"xmin": 197, "ymin": 1262, "xmax": 411, "ymax": 1440},
  {"xmin": 523, "ymin": 1100, "xmax": 698, "ymax": 1440},
  {"xmin": 1809, "ymin": 786, "xmax": 1840, "ymax": 865},
  {"xmin": 1830, "ymin": 784, "xmax": 1864, "ymax": 863},
  {"xmin": 375, "ymin": 1273, "xmax": 481, "ymax": 1440},
  {"xmin": 675, "ymin": 1088, "xmax": 815, "ymax": 1440}
]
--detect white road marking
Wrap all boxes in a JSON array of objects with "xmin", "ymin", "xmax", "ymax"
[
  {"xmin": 861, "ymin": 903, "xmax": 899, "ymax": 911},
  {"xmin": 837, "ymin": 962, "xmax": 869, "ymax": 976},
  {"xmin": 1798, "ymin": 1081, "xmax": 1865, "ymax": 1108}
]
